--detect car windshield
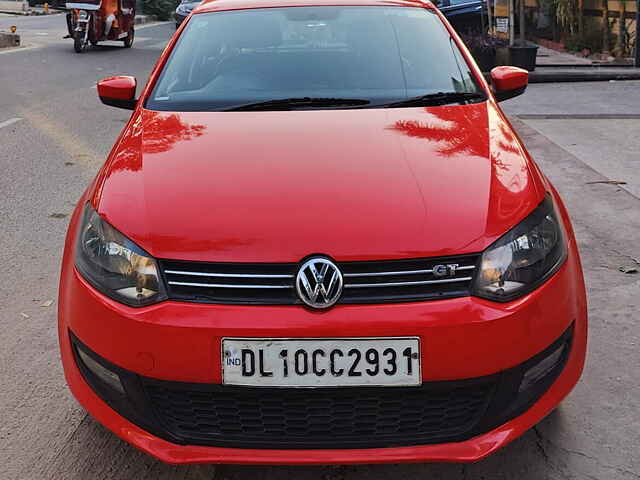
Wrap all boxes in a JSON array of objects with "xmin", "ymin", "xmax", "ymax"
[{"xmin": 147, "ymin": 6, "xmax": 482, "ymax": 111}]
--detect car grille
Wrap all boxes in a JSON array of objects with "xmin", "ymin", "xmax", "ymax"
[
  {"xmin": 160, "ymin": 254, "xmax": 479, "ymax": 305},
  {"xmin": 143, "ymin": 380, "xmax": 495, "ymax": 449}
]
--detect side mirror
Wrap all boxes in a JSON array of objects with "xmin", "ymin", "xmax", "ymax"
[
  {"xmin": 97, "ymin": 76, "xmax": 137, "ymax": 110},
  {"xmin": 490, "ymin": 66, "xmax": 528, "ymax": 102}
]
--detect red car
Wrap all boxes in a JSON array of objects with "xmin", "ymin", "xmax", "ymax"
[{"xmin": 58, "ymin": 0, "xmax": 587, "ymax": 465}]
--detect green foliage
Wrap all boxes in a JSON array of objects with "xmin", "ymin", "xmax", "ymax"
[
  {"xmin": 564, "ymin": 17, "xmax": 617, "ymax": 53},
  {"xmin": 460, "ymin": 32, "xmax": 509, "ymax": 53},
  {"xmin": 564, "ymin": 33, "xmax": 594, "ymax": 52},
  {"xmin": 142, "ymin": 0, "xmax": 178, "ymax": 21},
  {"xmin": 553, "ymin": 0, "xmax": 578, "ymax": 34}
]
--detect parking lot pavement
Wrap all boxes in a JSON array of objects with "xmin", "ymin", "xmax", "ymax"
[
  {"xmin": 0, "ymin": 18, "xmax": 638, "ymax": 478},
  {"xmin": 502, "ymin": 81, "xmax": 640, "ymax": 200}
]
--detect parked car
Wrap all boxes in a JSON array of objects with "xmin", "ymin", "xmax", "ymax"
[
  {"xmin": 59, "ymin": 0, "xmax": 587, "ymax": 465},
  {"xmin": 438, "ymin": 0, "xmax": 486, "ymax": 33},
  {"xmin": 174, "ymin": 0, "xmax": 199, "ymax": 28}
]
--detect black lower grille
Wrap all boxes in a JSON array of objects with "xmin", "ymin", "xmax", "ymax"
[{"xmin": 143, "ymin": 380, "xmax": 494, "ymax": 449}]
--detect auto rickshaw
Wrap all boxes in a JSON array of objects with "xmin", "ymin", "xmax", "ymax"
[{"xmin": 65, "ymin": 0, "xmax": 135, "ymax": 53}]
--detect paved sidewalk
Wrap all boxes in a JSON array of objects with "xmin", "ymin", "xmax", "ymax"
[
  {"xmin": 0, "ymin": 0, "xmax": 62, "ymax": 15},
  {"xmin": 0, "ymin": 0, "xmax": 29, "ymax": 14},
  {"xmin": 528, "ymin": 45, "xmax": 640, "ymax": 82},
  {"xmin": 536, "ymin": 45, "xmax": 593, "ymax": 66}
]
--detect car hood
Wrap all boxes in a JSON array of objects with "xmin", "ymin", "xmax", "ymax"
[{"xmin": 96, "ymin": 102, "xmax": 544, "ymax": 262}]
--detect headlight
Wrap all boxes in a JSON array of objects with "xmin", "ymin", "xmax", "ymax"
[
  {"xmin": 75, "ymin": 204, "xmax": 166, "ymax": 307},
  {"xmin": 78, "ymin": 9, "xmax": 89, "ymax": 19},
  {"xmin": 473, "ymin": 195, "xmax": 567, "ymax": 302}
]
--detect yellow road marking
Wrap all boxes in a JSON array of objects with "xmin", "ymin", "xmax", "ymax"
[{"xmin": 15, "ymin": 107, "xmax": 101, "ymax": 167}]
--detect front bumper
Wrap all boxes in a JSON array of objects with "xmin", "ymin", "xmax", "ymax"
[
  {"xmin": 58, "ymin": 239, "xmax": 587, "ymax": 464},
  {"xmin": 70, "ymin": 323, "xmax": 574, "ymax": 450}
]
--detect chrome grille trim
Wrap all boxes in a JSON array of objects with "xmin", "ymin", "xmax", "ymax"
[
  {"xmin": 344, "ymin": 277, "xmax": 473, "ymax": 288},
  {"xmin": 344, "ymin": 269, "xmax": 434, "ymax": 277},
  {"xmin": 167, "ymin": 281, "xmax": 291, "ymax": 289},
  {"xmin": 164, "ymin": 270, "xmax": 293, "ymax": 279},
  {"xmin": 344, "ymin": 265, "xmax": 476, "ymax": 278}
]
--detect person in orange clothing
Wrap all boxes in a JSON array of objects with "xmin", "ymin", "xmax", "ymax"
[{"xmin": 102, "ymin": 0, "xmax": 119, "ymax": 39}]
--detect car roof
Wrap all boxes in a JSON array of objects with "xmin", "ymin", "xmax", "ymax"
[{"xmin": 195, "ymin": 0, "xmax": 435, "ymax": 15}]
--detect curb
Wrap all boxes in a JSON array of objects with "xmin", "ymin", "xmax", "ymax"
[
  {"xmin": 483, "ymin": 68, "xmax": 640, "ymax": 83},
  {"xmin": 0, "ymin": 9, "xmax": 63, "ymax": 15},
  {"xmin": 529, "ymin": 70, "xmax": 640, "ymax": 83},
  {"xmin": 134, "ymin": 14, "xmax": 157, "ymax": 25},
  {"xmin": 538, "ymin": 63, "xmax": 636, "ymax": 68}
]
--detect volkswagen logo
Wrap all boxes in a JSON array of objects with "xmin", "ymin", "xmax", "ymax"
[{"xmin": 296, "ymin": 257, "xmax": 343, "ymax": 309}]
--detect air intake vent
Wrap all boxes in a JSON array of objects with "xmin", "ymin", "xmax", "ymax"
[{"xmin": 143, "ymin": 380, "xmax": 494, "ymax": 449}]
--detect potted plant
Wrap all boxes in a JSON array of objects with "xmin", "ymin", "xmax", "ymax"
[
  {"xmin": 461, "ymin": 32, "xmax": 509, "ymax": 72},
  {"xmin": 509, "ymin": 0, "xmax": 539, "ymax": 70}
]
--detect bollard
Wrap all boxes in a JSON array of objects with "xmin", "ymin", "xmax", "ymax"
[
  {"xmin": 0, "ymin": 32, "xmax": 21, "ymax": 47},
  {"xmin": 44, "ymin": 2, "xmax": 49, "ymax": 13}
]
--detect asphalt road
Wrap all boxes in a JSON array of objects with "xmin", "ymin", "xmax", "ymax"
[{"xmin": 0, "ymin": 16, "xmax": 639, "ymax": 480}]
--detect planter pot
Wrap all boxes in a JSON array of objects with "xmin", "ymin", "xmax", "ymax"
[
  {"xmin": 471, "ymin": 47, "xmax": 497, "ymax": 73},
  {"xmin": 495, "ymin": 47, "xmax": 511, "ymax": 66},
  {"xmin": 509, "ymin": 44, "xmax": 539, "ymax": 71}
]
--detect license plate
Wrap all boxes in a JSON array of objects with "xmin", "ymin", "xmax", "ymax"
[{"xmin": 221, "ymin": 337, "xmax": 421, "ymax": 387}]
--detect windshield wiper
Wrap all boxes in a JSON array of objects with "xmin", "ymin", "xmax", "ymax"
[
  {"xmin": 383, "ymin": 91, "xmax": 486, "ymax": 108},
  {"xmin": 225, "ymin": 97, "xmax": 371, "ymax": 111}
]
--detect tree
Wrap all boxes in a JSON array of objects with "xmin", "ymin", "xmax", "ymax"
[
  {"xmin": 602, "ymin": 0, "xmax": 610, "ymax": 54},
  {"xmin": 554, "ymin": 0, "xmax": 578, "ymax": 36},
  {"xmin": 614, "ymin": 0, "xmax": 627, "ymax": 57},
  {"xmin": 142, "ymin": 0, "xmax": 178, "ymax": 21},
  {"xmin": 519, "ymin": 0, "xmax": 526, "ymax": 44},
  {"xmin": 487, "ymin": 0, "xmax": 494, "ymax": 34},
  {"xmin": 578, "ymin": 0, "xmax": 584, "ymax": 36}
]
